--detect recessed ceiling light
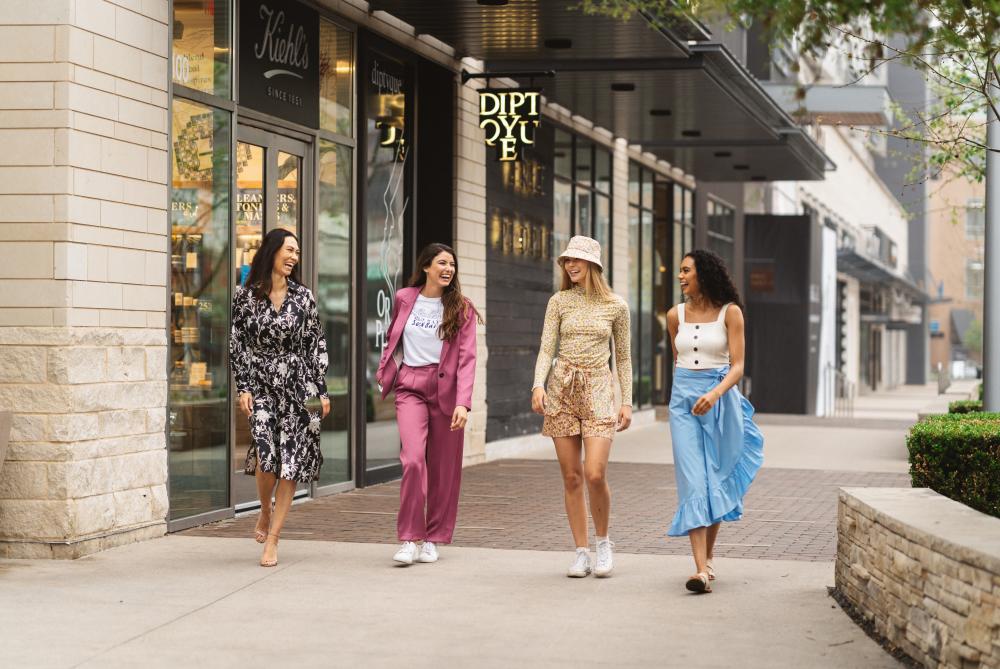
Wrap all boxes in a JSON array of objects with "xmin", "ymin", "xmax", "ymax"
[
  {"xmin": 649, "ymin": 109, "xmax": 672, "ymax": 117},
  {"xmin": 611, "ymin": 82, "xmax": 636, "ymax": 92},
  {"xmin": 713, "ymin": 151, "xmax": 732, "ymax": 158},
  {"xmin": 544, "ymin": 38, "xmax": 572, "ymax": 49},
  {"xmin": 751, "ymin": 175, "xmax": 767, "ymax": 181},
  {"xmin": 733, "ymin": 164, "xmax": 750, "ymax": 170},
  {"xmin": 681, "ymin": 129, "xmax": 701, "ymax": 137}
]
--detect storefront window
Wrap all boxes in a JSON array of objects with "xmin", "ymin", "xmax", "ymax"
[
  {"xmin": 707, "ymin": 200, "xmax": 736, "ymax": 270},
  {"xmin": 554, "ymin": 131, "xmax": 613, "ymax": 278},
  {"xmin": 628, "ymin": 164, "xmax": 657, "ymax": 407},
  {"xmin": 653, "ymin": 183, "xmax": 671, "ymax": 403},
  {"xmin": 168, "ymin": 99, "xmax": 231, "ymax": 520},
  {"xmin": 276, "ymin": 151, "xmax": 300, "ymax": 235},
  {"xmin": 576, "ymin": 188, "xmax": 592, "ymax": 237},
  {"xmin": 630, "ymin": 163, "xmax": 684, "ymax": 406},
  {"xmin": 628, "ymin": 205, "xmax": 641, "ymax": 402},
  {"xmin": 594, "ymin": 149, "xmax": 611, "ymax": 195},
  {"xmin": 553, "ymin": 179, "xmax": 572, "ymax": 289},
  {"xmin": 639, "ymin": 209, "xmax": 653, "ymax": 406},
  {"xmin": 235, "ymin": 142, "xmax": 263, "ymax": 287},
  {"xmin": 554, "ymin": 129, "xmax": 572, "ymax": 180},
  {"xmin": 575, "ymin": 138, "xmax": 593, "ymax": 187},
  {"xmin": 364, "ymin": 52, "xmax": 409, "ymax": 478},
  {"xmin": 320, "ymin": 19, "xmax": 354, "ymax": 136},
  {"xmin": 673, "ymin": 183, "xmax": 695, "ymax": 307},
  {"xmin": 318, "ymin": 140, "xmax": 353, "ymax": 486},
  {"xmin": 172, "ymin": 0, "xmax": 231, "ymax": 97}
]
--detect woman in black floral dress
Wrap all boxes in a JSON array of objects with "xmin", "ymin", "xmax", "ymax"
[{"xmin": 230, "ymin": 228, "xmax": 330, "ymax": 567}]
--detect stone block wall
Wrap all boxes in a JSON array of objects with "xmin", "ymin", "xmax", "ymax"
[
  {"xmin": 454, "ymin": 57, "xmax": 488, "ymax": 466},
  {"xmin": 0, "ymin": 0, "xmax": 169, "ymax": 558},
  {"xmin": 837, "ymin": 487, "xmax": 1000, "ymax": 668}
]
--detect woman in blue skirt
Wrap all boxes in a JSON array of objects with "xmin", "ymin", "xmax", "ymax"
[{"xmin": 666, "ymin": 250, "xmax": 764, "ymax": 593}]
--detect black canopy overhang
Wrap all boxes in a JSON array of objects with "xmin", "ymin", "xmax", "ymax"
[
  {"xmin": 950, "ymin": 308, "xmax": 975, "ymax": 345},
  {"xmin": 837, "ymin": 247, "xmax": 928, "ymax": 304},
  {"xmin": 367, "ymin": 1, "xmax": 833, "ymax": 182}
]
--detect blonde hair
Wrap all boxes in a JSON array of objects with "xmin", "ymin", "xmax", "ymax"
[{"xmin": 559, "ymin": 260, "xmax": 614, "ymax": 300}]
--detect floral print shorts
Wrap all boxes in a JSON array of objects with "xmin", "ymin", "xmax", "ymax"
[{"xmin": 542, "ymin": 359, "xmax": 618, "ymax": 440}]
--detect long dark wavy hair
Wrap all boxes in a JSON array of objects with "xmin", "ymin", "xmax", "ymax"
[
  {"xmin": 408, "ymin": 243, "xmax": 484, "ymax": 341},
  {"xmin": 685, "ymin": 249, "xmax": 744, "ymax": 311},
  {"xmin": 245, "ymin": 228, "xmax": 301, "ymax": 300}
]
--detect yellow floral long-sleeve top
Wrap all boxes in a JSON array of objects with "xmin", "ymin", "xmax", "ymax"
[{"xmin": 532, "ymin": 286, "xmax": 633, "ymax": 407}]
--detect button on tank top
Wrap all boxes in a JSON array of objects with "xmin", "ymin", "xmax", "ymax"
[{"xmin": 675, "ymin": 302, "xmax": 732, "ymax": 369}]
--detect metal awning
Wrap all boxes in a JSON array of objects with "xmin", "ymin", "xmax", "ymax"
[
  {"xmin": 837, "ymin": 247, "xmax": 928, "ymax": 303},
  {"xmin": 368, "ymin": 0, "xmax": 833, "ymax": 182},
  {"xmin": 760, "ymin": 83, "xmax": 892, "ymax": 126}
]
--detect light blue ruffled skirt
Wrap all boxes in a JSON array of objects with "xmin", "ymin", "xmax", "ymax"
[{"xmin": 667, "ymin": 366, "xmax": 764, "ymax": 537}]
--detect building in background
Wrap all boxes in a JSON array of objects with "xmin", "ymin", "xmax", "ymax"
[
  {"xmin": 741, "ymin": 26, "xmax": 929, "ymax": 415},
  {"xmin": 928, "ymin": 178, "xmax": 986, "ymax": 379}
]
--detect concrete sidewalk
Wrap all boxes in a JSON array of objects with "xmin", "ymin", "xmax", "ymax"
[
  {"xmin": 1, "ymin": 379, "xmax": 940, "ymax": 667},
  {"xmin": 517, "ymin": 419, "xmax": 912, "ymax": 474},
  {"xmin": 1, "ymin": 536, "xmax": 899, "ymax": 669}
]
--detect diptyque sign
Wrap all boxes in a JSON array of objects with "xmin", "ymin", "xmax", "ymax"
[
  {"xmin": 479, "ymin": 88, "xmax": 541, "ymax": 162},
  {"xmin": 239, "ymin": 0, "xmax": 319, "ymax": 128}
]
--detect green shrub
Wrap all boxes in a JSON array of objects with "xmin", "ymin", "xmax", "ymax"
[
  {"xmin": 949, "ymin": 400, "xmax": 984, "ymax": 413},
  {"xmin": 979, "ymin": 382, "xmax": 984, "ymax": 401},
  {"xmin": 907, "ymin": 412, "xmax": 1000, "ymax": 519}
]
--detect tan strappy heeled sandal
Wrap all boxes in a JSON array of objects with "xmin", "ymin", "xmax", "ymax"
[
  {"xmin": 706, "ymin": 560, "xmax": 716, "ymax": 581},
  {"xmin": 260, "ymin": 533, "xmax": 279, "ymax": 567}
]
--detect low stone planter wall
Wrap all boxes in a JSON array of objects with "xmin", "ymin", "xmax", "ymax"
[{"xmin": 837, "ymin": 488, "xmax": 1000, "ymax": 668}]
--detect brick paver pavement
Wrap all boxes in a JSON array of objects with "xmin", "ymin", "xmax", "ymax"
[{"xmin": 184, "ymin": 460, "xmax": 910, "ymax": 561}]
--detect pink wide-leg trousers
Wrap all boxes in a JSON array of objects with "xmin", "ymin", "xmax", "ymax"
[{"xmin": 394, "ymin": 364, "xmax": 466, "ymax": 543}]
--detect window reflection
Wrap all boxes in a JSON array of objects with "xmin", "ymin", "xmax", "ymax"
[
  {"xmin": 168, "ymin": 99, "xmax": 231, "ymax": 520},
  {"xmin": 319, "ymin": 20, "xmax": 354, "ymax": 136},
  {"xmin": 172, "ymin": 0, "xmax": 231, "ymax": 97},
  {"xmin": 318, "ymin": 140, "xmax": 352, "ymax": 486},
  {"xmin": 276, "ymin": 151, "xmax": 300, "ymax": 236},
  {"xmin": 364, "ymin": 53, "xmax": 409, "ymax": 476}
]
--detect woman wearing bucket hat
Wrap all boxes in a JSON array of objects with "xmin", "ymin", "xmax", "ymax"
[
  {"xmin": 532, "ymin": 235, "xmax": 632, "ymax": 578},
  {"xmin": 666, "ymin": 249, "xmax": 763, "ymax": 594}
]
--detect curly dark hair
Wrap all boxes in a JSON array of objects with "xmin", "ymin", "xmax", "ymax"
[{"xmin": 684, "ymin": 249, "xmax": 744, "ymax": 311}]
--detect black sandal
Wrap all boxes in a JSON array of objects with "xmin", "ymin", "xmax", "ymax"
[{"xmin": 685, "ymin": 572, "xmax": 712, "ymax": 593}]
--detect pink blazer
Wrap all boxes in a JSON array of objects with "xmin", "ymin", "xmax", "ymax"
[{"xmin": 376, "ymin": 286, "xmax": 477, "ymax": 414}]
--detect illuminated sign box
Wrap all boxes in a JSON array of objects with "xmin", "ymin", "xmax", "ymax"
[{"xmin": 479, "ymin": 87, "xmax": 541, "ymax": 162}]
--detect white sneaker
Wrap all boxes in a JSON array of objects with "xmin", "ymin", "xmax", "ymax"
[
  {"xmin": 567, "ymin": 548, "xmax": 592, "ymax": 577},
  {"xmin": 417, "ymin": 541, "xmax": 439, "ymax": 563},
  {"xmin": 594, "ymin": 538, "xmax": 615, "ymax": 577},
  {"xmin": 393, "ymin": 541, "xmax": 418, "ymax": 565}
]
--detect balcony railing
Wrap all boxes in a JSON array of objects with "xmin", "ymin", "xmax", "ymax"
[{"xmin": 823, "ymin": 364, "xmax": 855, "ymax": 418}]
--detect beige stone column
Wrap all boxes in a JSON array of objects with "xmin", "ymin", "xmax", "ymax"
[
  {"xmin": 454, "ymin": 58, "xmax": 488, "ymax": 466},
  {"xmin": 611, "ymin": 138, "xmax": 630, "ymax": 299},
  {"xmin": 0, "ymin": 0, "xmax": 169, "ymax": 558}
]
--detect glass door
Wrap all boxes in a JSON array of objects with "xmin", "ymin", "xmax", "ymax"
[{"xmin": 231, "ymin": 124, "xmax": 313, "ymax": 508}]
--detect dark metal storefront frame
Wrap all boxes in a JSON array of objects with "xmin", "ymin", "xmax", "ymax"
[{"xmin": 167, "ymin": 0, "xmax": 363, "ymax": 531}]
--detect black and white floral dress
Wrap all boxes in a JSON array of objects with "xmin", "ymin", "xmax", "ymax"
[{"xmin": 230, "ymin": 280, "xmax": 328, "ymax": 483}]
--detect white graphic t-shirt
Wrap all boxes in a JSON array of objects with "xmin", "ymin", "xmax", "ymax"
[{"xmin": 402, "ymin": 294, "xmax": 444, "ymax": 367}]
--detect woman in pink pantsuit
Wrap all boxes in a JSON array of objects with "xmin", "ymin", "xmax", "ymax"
[{"xmin": 376, "ymin": 243, "xmax": 483, "ymax": 565}]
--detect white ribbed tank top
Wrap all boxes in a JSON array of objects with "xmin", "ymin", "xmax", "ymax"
[{"xmin": 675, "ymin": 302, "xmax": 732, "ymax": 369}]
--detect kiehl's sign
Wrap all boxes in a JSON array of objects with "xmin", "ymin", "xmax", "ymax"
[
  {"xmin": 239, "ymin": 0, "xmax": 319, "ymax": 128},
  {"xmin": 479, "ymin": 88, "xmax": 541, "ymax": 162}
]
